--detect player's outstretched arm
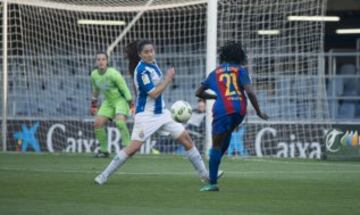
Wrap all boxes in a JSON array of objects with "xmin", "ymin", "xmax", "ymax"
[
  {"xmin": 244, "ymin": 85, "xmax": 269, "ymax": 120},
  {"xmin": 195, "ymin": 85, "xmax": 217, "ymax": 100},
  {"xmin": 148, "ymin": 66, "xmax": 175, "ymax": 99}
]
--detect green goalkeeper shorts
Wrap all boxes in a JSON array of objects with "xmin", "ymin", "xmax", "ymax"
[{"xmin": 97, "ymin": 98, "xmax": 130, "ymax": 119}]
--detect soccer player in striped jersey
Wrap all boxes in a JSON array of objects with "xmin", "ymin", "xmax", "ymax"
[
  {"xmin": 94, "ymin": 40, "xmax": 212, "ymax": 185},
  {"xmin": 196, "ymin": 42, "xmax": 269, "ymax": 191},
  {"xmin": 90, "ymin": 52, "xmax": 133, "ymax": 158}
]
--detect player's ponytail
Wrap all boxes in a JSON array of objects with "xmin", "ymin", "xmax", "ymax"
[{"xmin": 124, "ymin": 40, "xmax": 141, "ymax": 78}]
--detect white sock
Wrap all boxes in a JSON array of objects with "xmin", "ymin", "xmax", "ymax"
[
  {"xmin": 102, "ymin": 150, "xmax": 129, "ymax": 178},
  {"xmin": 185, "ymin": 146, "xmax": 208, "ymax": 179}
]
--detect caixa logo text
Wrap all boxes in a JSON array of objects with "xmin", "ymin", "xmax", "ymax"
[
  {"xmin": 255, "ymin": 127, "xmax": 321, "ymax": 159},
  {"xmin": 46, "ymin": 123, "xmax": 122, "ymax": 153}
]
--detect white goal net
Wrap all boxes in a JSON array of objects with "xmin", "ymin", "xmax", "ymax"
[
  {"xmin": 1, "ymin": 0, "xmax": 329, "ymax": 159},
  {"xmin": 217, "ymin": 0, "xmax": 329, "ymax": 159}
]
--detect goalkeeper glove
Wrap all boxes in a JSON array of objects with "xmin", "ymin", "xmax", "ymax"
[
  {"xmin": 128, "ymin": 100, "xmax": 135, "ymax": 115},
  {"xmin": 90, "ymin": 97, "xmax": 97, "ymax": 115}
]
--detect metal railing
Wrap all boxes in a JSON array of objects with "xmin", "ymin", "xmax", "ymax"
[{"xmin": 325, "ymin": 50, "xmax": 360, "ymax": 121}]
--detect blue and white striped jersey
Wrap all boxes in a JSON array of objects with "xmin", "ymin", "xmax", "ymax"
[{"xmin": 134, "ymin": 60, "xmax": 165, "ymax": 114}]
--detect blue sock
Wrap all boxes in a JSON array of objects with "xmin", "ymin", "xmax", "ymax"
[
  {"xmin": 221, "ymin": 134, "xmax": 232, "ymax": 156},
  {"xmin": 209, "ymin": 148, "xmax": 222, "ymax": 185}
]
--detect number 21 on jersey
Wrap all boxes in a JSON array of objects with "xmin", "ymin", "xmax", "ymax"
[{"xmin": 218, "ymin": 72, "xmax": 242, "ymax": 97}]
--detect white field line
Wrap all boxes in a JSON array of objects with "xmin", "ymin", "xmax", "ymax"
[
  {"xmin": 246, "ymin": 158, "xmax": 360, "ymax": 167},
  {"xmin": 0, "ymin": 166, "xmax": 358, "ymax": 176},
  {"xmin": 1, "ymin": 152, "xmax": 360, "ymax": 167}
]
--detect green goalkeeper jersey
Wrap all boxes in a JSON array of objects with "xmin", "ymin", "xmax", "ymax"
[{"xmin": 91, "ymin": 67, "xmax": 132, "ymax": 104}]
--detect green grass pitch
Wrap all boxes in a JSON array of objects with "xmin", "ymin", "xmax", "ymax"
[{"xmin": 0, "ymin": 152, "xmax": 359, "ymax": 215}]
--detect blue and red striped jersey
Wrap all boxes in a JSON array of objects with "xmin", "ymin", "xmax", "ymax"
[{"xmin": 201, "ymin": 64, "xmax": 252, "ymax": 119}]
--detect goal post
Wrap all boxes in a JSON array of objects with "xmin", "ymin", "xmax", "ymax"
[
  {"xmin": 205, "ymin": 0, "xmax": 217, "ymax": 157},
  {"xmin": 1, "ymin": 0, "xmax": 9, "ymax": 152}
]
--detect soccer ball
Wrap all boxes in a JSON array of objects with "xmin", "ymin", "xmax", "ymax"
[{"xmin": 171, "ymin": 100, "xmax": 192, "ymax": 123}]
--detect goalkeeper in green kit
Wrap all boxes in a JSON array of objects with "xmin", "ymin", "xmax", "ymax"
[{"xmin": 90, "ymin": 52, "xmax": 133, "ymax": 158}]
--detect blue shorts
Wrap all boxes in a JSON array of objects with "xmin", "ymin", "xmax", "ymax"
[{"xmin": 212, "ymin": 113, "xmax": 244, "ymax": 135}]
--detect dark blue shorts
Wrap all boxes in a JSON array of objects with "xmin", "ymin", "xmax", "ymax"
[{"xmin": 212, "ymin": 113, "xmax": 245, "ymax": 135}]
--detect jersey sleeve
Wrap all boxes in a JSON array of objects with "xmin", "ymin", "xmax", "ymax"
[
  {"xmin": 90, "ymin": 72, "xmax": 99, "ymax": 93},
  {"xmin": 239, "ymin": 68, "xmax": 252, "ymax": 86},
  {"xmin": 201, "ymin": 72, "xmax": 213, "ymax": 89},
  {"xmin": 113, "ymin": 71, "xmax": 132, "ymax": 101},
  {"xmin": 136, "ymin": 69, "xmax": 155, "ymax": 94}
]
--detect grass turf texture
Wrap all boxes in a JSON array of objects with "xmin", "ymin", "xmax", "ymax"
[{"xmin": 0, "ymin": 153, "xmax": 359, "ymax": 215}]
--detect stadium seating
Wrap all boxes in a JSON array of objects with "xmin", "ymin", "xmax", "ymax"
[
  {"xmin": 356, "ymin": 103, "xmax": 360, "ymax": 118},
  {"xmin": 326, "ymin": 77, "xmax": 344, "ymax": 97},
  {"xmin": 340, "ymin": 64, "xmax": 357, "ymax": 96},
  {"xmin": 3, "ymin": 57, "xmax": 359, "ymax": 121},
  {"xmin": 337, "ymin": 101, "xmax": 356, "ymax": 119},
  {"xmin": 340, "ymin": 63, "xmax": 356, "ymax": 75}
]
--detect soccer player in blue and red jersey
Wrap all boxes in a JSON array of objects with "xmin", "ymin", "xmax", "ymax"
[{"xmin": 196, "ymin": 42, "xmax": 269, "ymax": 191}]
